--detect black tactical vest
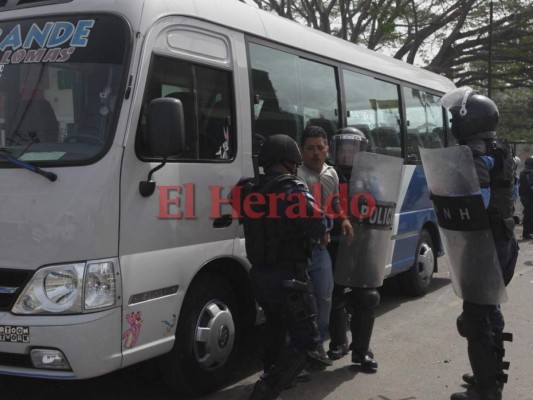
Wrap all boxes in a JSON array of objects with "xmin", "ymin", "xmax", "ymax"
[
  {"xmin": 241, "ymin": 174, "xmax": 311, "ymax": 266},
  {"xmin": 486, "ymin": 136, "xmax": 515, "ymax": 219}
]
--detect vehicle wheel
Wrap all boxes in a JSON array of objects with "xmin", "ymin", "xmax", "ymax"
[
  {"xmin": 400, "ymin": 229, "xmax": 436, "ymax": 296},
  {"xmin": 159, "ymin": 273, "xmax": 240, "ymax": 397}
]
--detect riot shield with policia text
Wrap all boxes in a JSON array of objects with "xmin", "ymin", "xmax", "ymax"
[
  {"xmin": 420, "ymin": 146, "xmax": 507, "ymax": 305},
  {"xmin": 334, "ymin": 152, "xmax": 403, "ymax": 288}
]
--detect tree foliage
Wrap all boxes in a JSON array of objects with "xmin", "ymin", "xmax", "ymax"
[{"xmin": 240, "ymin": 0, "xmax": 533, "ymax": 138}]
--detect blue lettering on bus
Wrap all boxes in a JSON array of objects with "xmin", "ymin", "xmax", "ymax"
[
  {"xmin": 0, "ymin": 25, "xmax": 22, "ymax": 51},
  {"xmin": 0, "ymin": 20, "xmax": 95, "ymax": 52},
  {"xmin": 71, "ymin": 20, "xmax": 94, "ymax": 47},
  {"xmin": 47, "ymin": 22, "xmax": 76, "ymax": 47},
  {"xmin": 23, "ymin": 22, "xmax": 54, "ymax": 49}
]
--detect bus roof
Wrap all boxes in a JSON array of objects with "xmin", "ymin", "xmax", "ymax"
[
  {"xmin": 1, "ymin": 0, "xmax": 455, "ymax": 94},
  {"xmin": 153, "ymin": 0, "xmax": 457, "ymax": 94}
]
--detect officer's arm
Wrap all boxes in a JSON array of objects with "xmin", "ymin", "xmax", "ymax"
[
  {"xmin": 476, "ymin": 155, "xmax": 493, "ymax": 208},
  {"xmin": 288, "ymin": 185, "xmax": 332, "ymax": 239}
]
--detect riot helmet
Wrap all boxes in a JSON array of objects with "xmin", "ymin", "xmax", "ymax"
[
  {"xmin": 440, "ymin": 87, "xmax": 499, "ymax": 140},
  {"xmin": 258, "ymin": 134, "xmax": 303, "ymax": 171},
  {"xmin": 330, "ymin": 127, "xmax": 369, "ymax": 168},
  {"xmin": 525, "ymin": 155, "xmax": 533, "ymax": 169}
]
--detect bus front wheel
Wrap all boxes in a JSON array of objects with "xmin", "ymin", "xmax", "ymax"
[
  {"xmin": 400, "ymin": 229, "xmax": 436, "ymax": 296},
  {"xmin": 159, "ymin": 273, "xmax": 240, "ymax": 397}
]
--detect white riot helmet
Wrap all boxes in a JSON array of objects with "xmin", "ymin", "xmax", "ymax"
[{"xmin": 330, "ymin": 127, "xmax": 369, "ymax": 168}]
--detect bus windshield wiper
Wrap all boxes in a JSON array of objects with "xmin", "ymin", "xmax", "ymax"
[{"xmin": 0, "ymin": 149, "xmax": 57, "ymax": 182}]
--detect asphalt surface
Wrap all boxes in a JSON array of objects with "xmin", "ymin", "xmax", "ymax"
[{"xmin": 2, "ymin": 227, "xmax": 533, "ymax": 400}]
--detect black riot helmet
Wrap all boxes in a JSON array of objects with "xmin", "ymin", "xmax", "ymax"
[
  {"xmin": 525, "ymin": 155, "xmax": 533, "ymax": 169},
  {"xmin": 258, "ymin": 134, "xmax": 303, "ymax": 170},
  {"xmin": 330, "ymin": 127, "xmax": 369, "ymax": 168},
  {"xmin": 440, "ymin": 87, "xmax": 499, "ymax": 140}
]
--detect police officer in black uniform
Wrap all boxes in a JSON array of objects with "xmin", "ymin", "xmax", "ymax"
[
  {"xmin": 326, "ymin": 127, "xmax": 379, "ymax": 371},
  {"xmin": 519, "ymin": 155, "xmax": 533, "ymax": 239},
  {"xmin": 240, "ymin": 134, "xmax": 332, "ymax": 400},
  {"xmin": 442, "ymin": 89, "xmax": 518, "ymax": 400}
]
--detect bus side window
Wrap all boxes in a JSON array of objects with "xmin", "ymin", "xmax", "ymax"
[
  {"xmin": 344, "ymin": 68, "xmax": 401, "ymax": 158},
  {"xmin": 249, "ymin": 43, "xmax": 339, "ymax": 145},
  {"xmin": 136, "ymin": 55, "xmax": 235, "ymax": 162},
  {"xmin": 404, "ymin": 87, "xmax": 445, "ymax": 163}
]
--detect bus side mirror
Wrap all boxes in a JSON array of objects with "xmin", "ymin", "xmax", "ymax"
[
  {"xmin": 147, "ymin": 97, "xmax": 185, "ymax": 156},
  {"xmin": 139, "ymin": 98, "xmax": 186, "ymax": 197}
]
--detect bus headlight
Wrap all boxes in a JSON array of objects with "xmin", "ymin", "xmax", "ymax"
[
  {"xmin": 12, "ymin": 261, "xmax": 116, "ymax": 314},
  {"xmin": 84, "ymin": 261, "xmax": 116, "ymax": 310}
]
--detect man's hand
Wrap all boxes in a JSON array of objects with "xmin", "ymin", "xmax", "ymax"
[
  {"xmin": 341, "ymin": 218, "xmax": 354, "ymax": 245},
  {"xmin": 320, "ymin": 232, "xmax": 331, "ymax": 247}
]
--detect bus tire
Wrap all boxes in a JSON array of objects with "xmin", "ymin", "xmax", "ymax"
[
  {"xmin": 400, "ymin": 229, "xmax": 436, "ymax": 296},
  {"xmin": 159, "ymin": 273, "xmax": 240, "ymax": 398}
]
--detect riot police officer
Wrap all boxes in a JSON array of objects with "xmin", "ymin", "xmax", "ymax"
[
  {"xmin": 326, "ymin": 127, "xmax": 380, "ymax": 370},
  {"xmin": 440, "ymin": 88, "xmax": 518, "ymax": 400},
  {"xmin": 519, "ymin": 155, "xmax": 533, "ymax": 239},
  {"xmin": 240, "ymin": 134, "xmax": 332, "ymax": 400}
]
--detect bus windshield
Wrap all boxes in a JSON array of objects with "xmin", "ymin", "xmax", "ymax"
[{"xmin": 0, "ymin": 14, "xmax": 129, "ymax": 165}]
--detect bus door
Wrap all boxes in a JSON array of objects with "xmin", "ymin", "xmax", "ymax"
[{"xmin": 118, "ymin": 18, "xmax": 243, "ymax": 363}]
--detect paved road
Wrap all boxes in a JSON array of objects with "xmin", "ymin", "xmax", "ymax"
[
  {"xmin": 204, "ymin": 229, "xmax": 533, "ymax": 400},
  {"xmin": 2, "ymin": 229, "xmax": 533, "ymax": 400}
]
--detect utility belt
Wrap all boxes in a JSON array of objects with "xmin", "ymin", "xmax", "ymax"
[
  {"xmin": 275, "ymin": 260, "xmax": 308, "ymax": 277},
  {"xmin": 282, "ymin": 275, "xmax": 317, "ymax": 322}
]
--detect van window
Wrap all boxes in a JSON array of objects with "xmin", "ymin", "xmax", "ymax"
[
  {"xmin": 136, "ymin": 55, "xmax": 235, "ymax": 161},
  {"xmin": 404, "ymin": 87, "xmax": 445, "ymax": 163},
  {"xmin": 249, "ymin": 42, "xmax": 339, "ymax": 146},
  {"xmin": 343, "ymin": 69, "xmax": 402, "ymax": 158}
]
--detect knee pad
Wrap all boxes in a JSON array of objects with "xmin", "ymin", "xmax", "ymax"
[
  {"xmin": 457, "ymin": 314, "xmax": 481, "ymax": 340},
  {"xmin": 352, "ymin": 288, "xmax": 380, "ymax": 309}
]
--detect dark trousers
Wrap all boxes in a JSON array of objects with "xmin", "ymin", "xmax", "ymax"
[
  {"xmin": 250, "ymin": 266, "xmax": 319, "ymax": 375},
  {"xmin": 456, "ymin": 225, "xmax": 518, "ymax": 395},
  {"xmin": 521, "ymin": 197, "xmax": 533, "ymax": 237}
]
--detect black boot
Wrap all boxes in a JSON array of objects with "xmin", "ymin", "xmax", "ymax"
[
  {"xmin": 450, "ymin": 389, "xmax": 494, "ymax": 400},
  {"xmin": 450, "ymin": 340, "xmax": 502, "ymax": 400},
  {"xmin": 462, "ymin": 372, "xmax": 477, "ymax": 386},
  {"xmin": 249, "ymin": 379, "xmax": 276, "ymax": 400},
  {"xmin": 493, "ymin": 332, "xmax": 512, "ymax": 390},
  {"xmin": 457, "ymin": 332, "xmax": 512, "ymax": 394},
  {"xmin": 249, "ymin": 351, "xmax": 308, "ymax": 400}
]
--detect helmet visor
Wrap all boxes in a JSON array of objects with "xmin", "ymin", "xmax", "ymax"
[
  {"xmin": 440, "ymin": 87, "xmax": 474, "ymax": 116},
  {"xmin": 330, "ymin": 134, "xmax": 368, "ymax": 167}
]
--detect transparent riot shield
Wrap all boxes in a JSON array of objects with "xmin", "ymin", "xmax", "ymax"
[
  {"xmin": 334, "ymin": 152, "xmax": 403, "ymax": 288},
  {"xmin": 420, "ymin": 146, "xmax": 507, "ymax": 304}
]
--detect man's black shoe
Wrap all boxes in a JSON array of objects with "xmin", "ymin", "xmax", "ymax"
[
  {"xmin": 327, "ymin": 343, "xmax": 349, "ymax": 360},
  {"xmin": 306, "ymin": 344, "xmax": 332, "ymax": 371},
  {"xmin": 351, "ymin": 351, "xmax": 378, "ymax": 371}
]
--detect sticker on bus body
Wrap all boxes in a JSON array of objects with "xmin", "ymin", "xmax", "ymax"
[{"xmin": 0, "ymin": 325, "xmax": 30, "ymax": 343}]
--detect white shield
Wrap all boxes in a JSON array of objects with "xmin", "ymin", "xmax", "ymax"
[
  {"xmin": 420, "ymin": 146, "xmax": 507, "ymax": 304},
  {"xmin": 334, "ymin": 152, "xmax": 403, "ymax": 288}
]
